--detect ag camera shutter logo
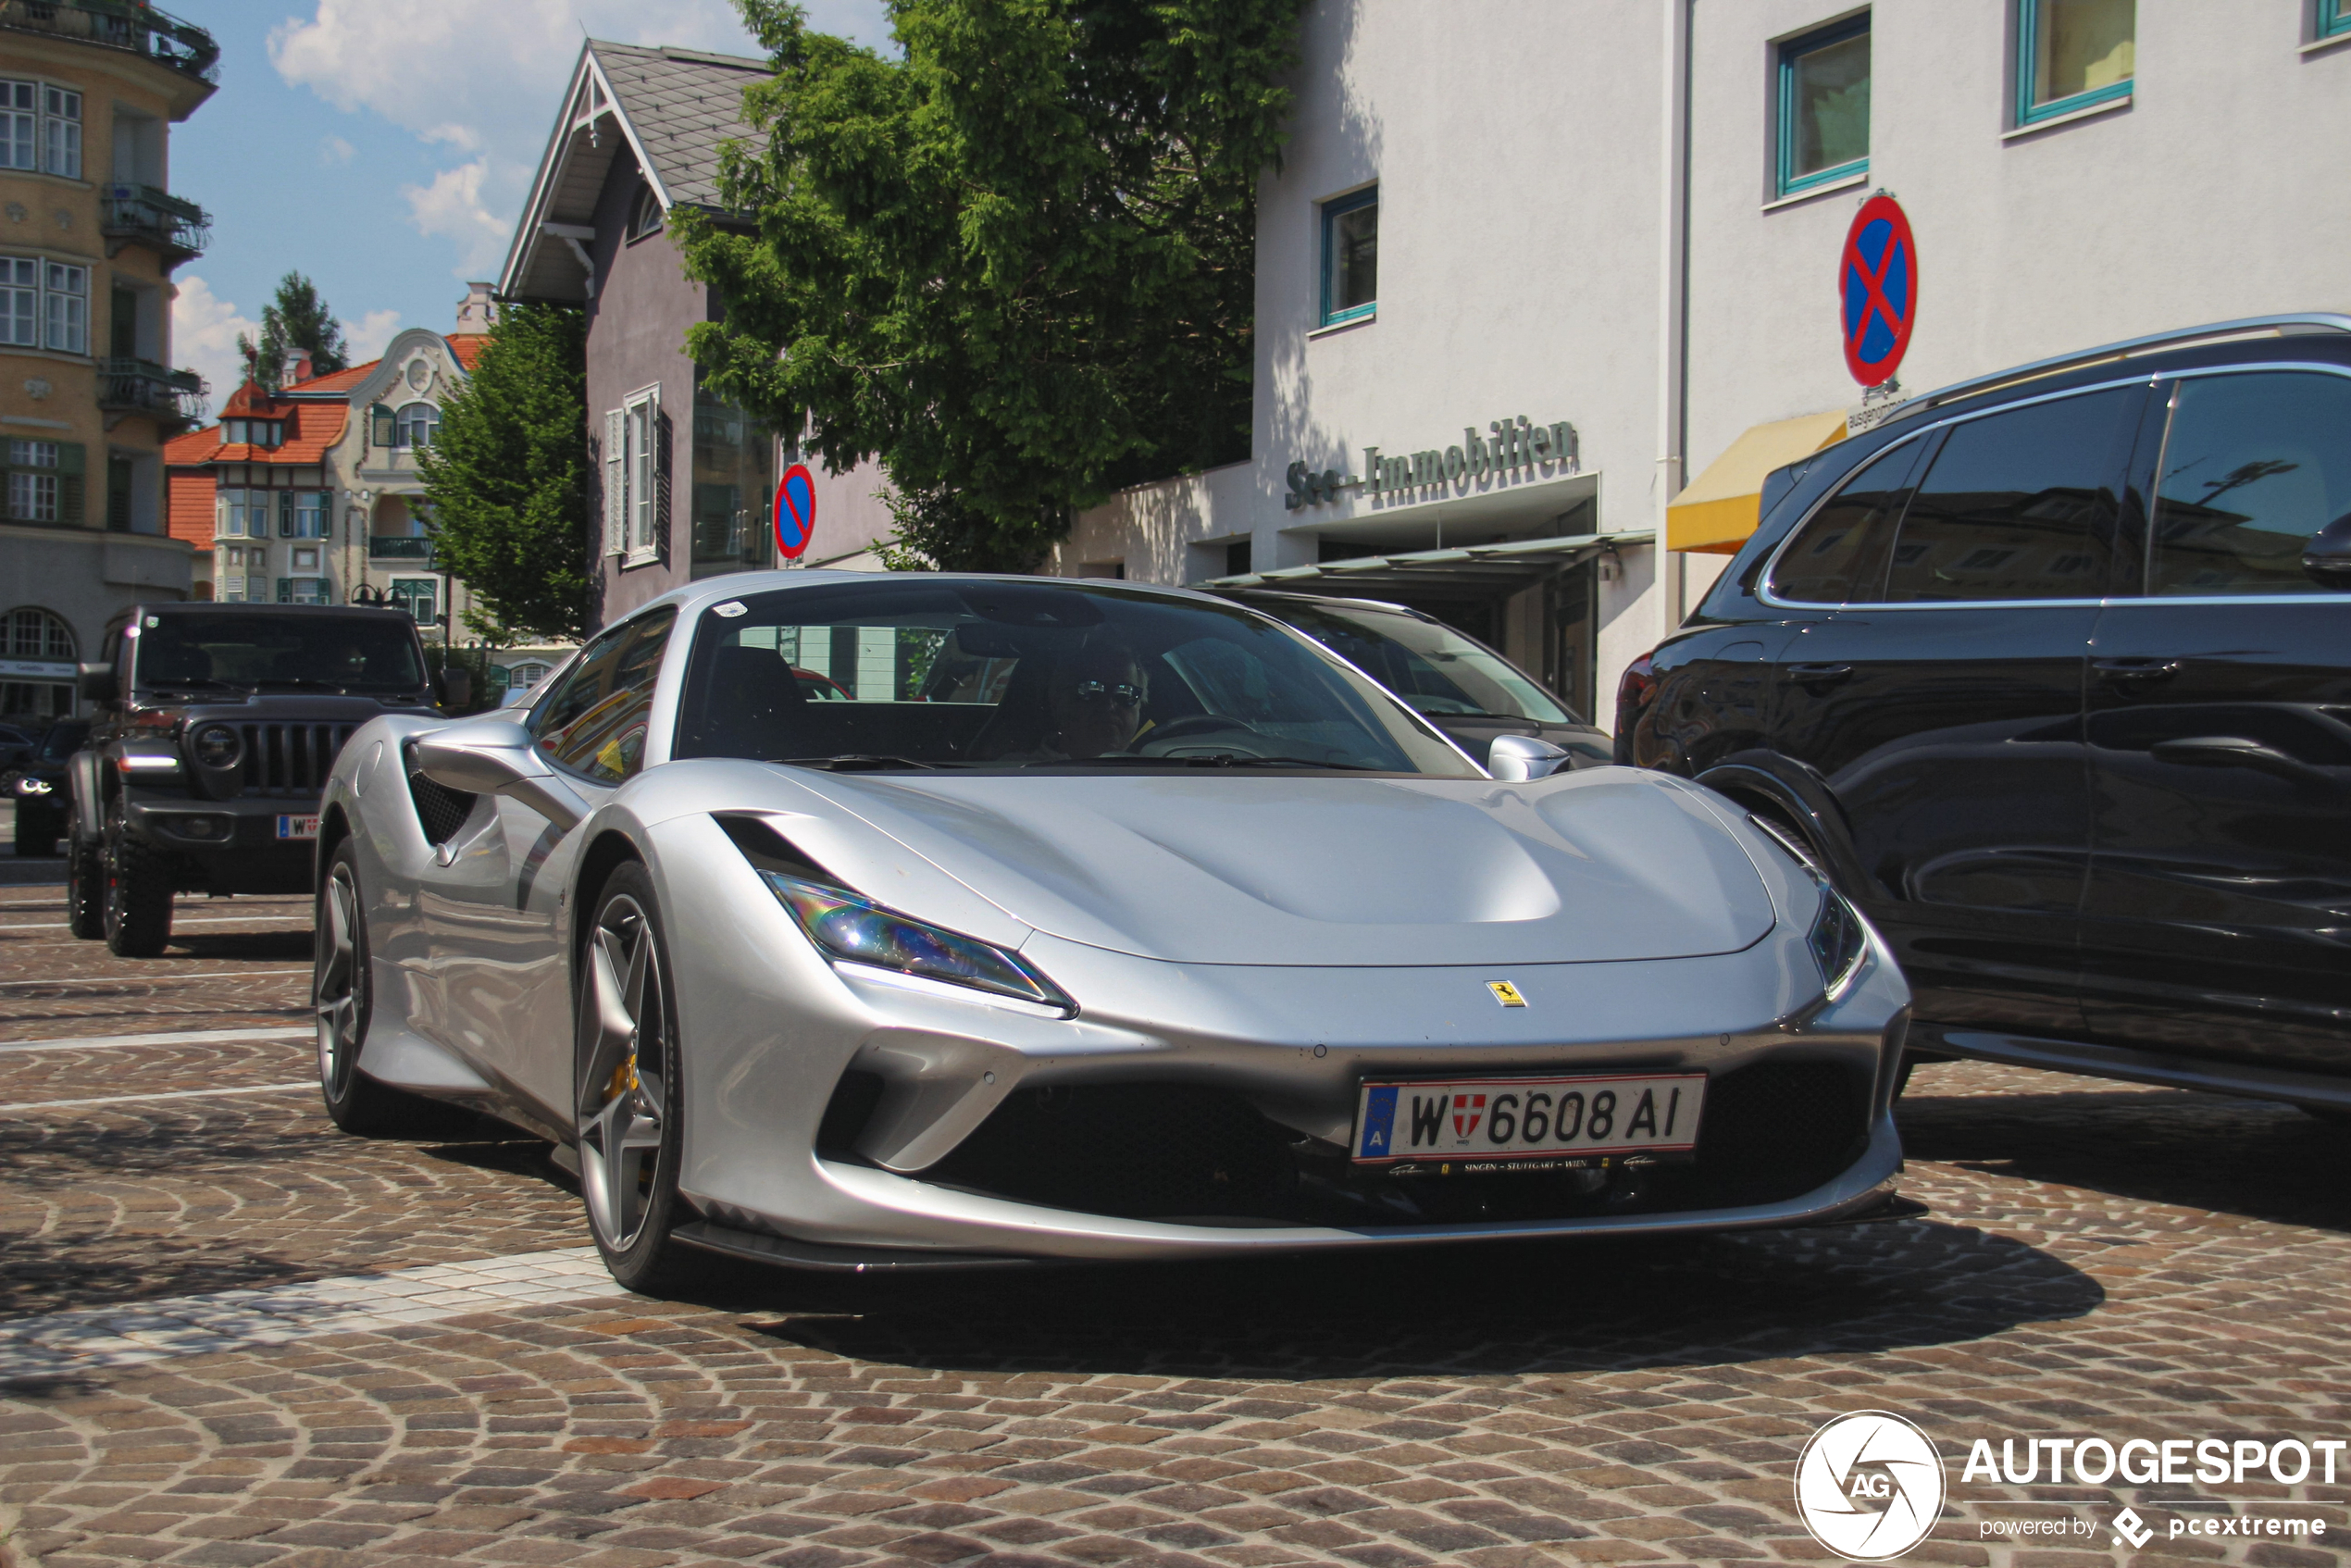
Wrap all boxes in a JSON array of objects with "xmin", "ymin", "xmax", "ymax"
[{"xmin": 1795, "ymin": 1411, "xmax": 1947, "ymax": 1560}]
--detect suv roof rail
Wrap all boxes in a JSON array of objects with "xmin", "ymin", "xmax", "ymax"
[{"xmin": 1901, "ymin": 311, "xmax": 2351, "ymax": 419}]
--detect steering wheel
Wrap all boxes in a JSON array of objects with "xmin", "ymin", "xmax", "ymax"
[{"xmin": 1139, "ymin": 714, "xmax": 1252, "ymax": 745}]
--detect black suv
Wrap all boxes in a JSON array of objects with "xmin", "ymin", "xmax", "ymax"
[
  {"xmin": 67, "ymin": 603, "xmax": 465, "ymax": 956},
  {"xmin": 6, "ymin": 718, "xmax": 89, "ymax": 856},
  {"xmin": 1619, "ymin": 312, "xmax": 2351, "ymax": 1116}
]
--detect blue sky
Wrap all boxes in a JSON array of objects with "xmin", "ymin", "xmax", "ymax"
[{"xmin": 170, "ymin": 0, "xmax": 892, "ymax": 403}]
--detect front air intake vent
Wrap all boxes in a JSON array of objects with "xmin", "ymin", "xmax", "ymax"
[{"xmin": 406, "ymin": 769, "xmax": 477, "ymax": 846}]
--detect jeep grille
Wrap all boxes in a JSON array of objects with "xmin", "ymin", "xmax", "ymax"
[{"xmin": 235, "ymin": 723, "xmax": 359, "ymax": 796}]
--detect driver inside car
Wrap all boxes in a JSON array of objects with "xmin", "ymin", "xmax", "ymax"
[{"xmin": 987, "ymin": 632, "xmax": 1151, "ymax": 762}]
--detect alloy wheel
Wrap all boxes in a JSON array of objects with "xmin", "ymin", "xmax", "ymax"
[
  {"xmin": 577, "ymin": 893, "xmax": 668, "ymax": 1251},
  {"xmin": 315, "ymin": 862, "xmax": 363, "ymax": 1100}
]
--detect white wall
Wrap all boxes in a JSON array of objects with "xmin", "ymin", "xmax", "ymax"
[{"xmin": 1684, "ymin": 1, "xmax": 2351, "ymax": 486}]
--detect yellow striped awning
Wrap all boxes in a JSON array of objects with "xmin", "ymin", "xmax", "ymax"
[{"xmin": 1667, "ymin": 410, "xmax": 1849, "ymax": 554}]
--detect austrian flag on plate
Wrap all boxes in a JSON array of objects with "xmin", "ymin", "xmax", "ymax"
[{"xmin": 1452, "ymin": 1092, "xmax": 1487, "ymax": 1139}]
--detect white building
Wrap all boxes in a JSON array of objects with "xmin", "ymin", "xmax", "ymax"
[{"xmin": 1051, "ymin": 0, "xmax": 2351, "ymax": 729}]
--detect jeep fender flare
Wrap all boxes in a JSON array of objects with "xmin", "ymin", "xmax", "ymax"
[{"xmin": 67, "ymin": 748, "xmax": 106, "ymax": 842}]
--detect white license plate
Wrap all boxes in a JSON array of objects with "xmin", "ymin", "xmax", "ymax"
[
  {"xmin": 275, "ymin": 815, "xmax": 320, "ymax": 840},
  {"xmin": 1352, "ymin": 1072, "xmax": 1706, "ymax": 1164}
]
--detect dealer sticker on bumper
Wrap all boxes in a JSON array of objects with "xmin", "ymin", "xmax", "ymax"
[
  {"xmin": 275, "ymin": 815, "xmax": 320, "ymax": 840},
  {"xmin": 1353, "ymin": 1072, "xmax": 1705, "ymax": 1164}
]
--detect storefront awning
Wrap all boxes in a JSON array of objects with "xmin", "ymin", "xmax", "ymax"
[
  {"xmin": 1666, "ymin": 410, "xmax": 1847, "ymax": 554},
  {"xmin": 1207, "ymin": 529, "xmax": 1655, "ymax": 601}
]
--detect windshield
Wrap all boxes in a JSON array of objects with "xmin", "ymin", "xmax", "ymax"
[
  {"xmin": 132, "ymin": 614, "xmax": 426, "ymax": 694},
  {"xmin": 1252, "ymin": 600, "xmax": 1576, "ymax": 723},
  {"xmin": 36, "ymin": 722, "xmax": 88, "ymax": 762},
  {"xmin": 674, "ymin": 579, "xmax": 1476, "ymax": 775}
]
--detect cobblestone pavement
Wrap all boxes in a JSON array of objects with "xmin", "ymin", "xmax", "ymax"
[{"xmin": 2, "ymin": 876, "xmax": 2348, "ymax": 1568}]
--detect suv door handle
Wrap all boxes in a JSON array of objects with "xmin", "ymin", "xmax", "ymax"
[
  {"xmin": 2093, "ymin": 657, "xmax": 2183, "ymax": 685},
  {"xmin": 1782, "ymin": 663, "xmax": 1854, "ymax": 686},
  {"xmin": 2149, "ymin": 735, "xmax": 2326, "ymax": 782}
]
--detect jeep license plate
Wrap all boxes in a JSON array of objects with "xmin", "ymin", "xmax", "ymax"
[{"xmin": 275, "ymin": 815, "xmax": 320, "ymax": 840}]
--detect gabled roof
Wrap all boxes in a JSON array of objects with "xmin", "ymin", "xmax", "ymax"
[
  {"xmin": 449, "ymin": 334, "xmax": 489, "ymax": 371},
  {"xmin": 284, "ymin": 358, "xmax": 380, "ymax": 397},
  {"xmin": 498, "ymin": 38, "xmax": 771, "ymax": 304}
]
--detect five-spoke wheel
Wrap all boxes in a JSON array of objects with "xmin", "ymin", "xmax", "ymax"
[
  {"xmin": 574, "ymin": 863, "xmax": 700, "ymax": 1293},
  {"xmin": 315, "ymin": 840, "xmax": 446, "ymax": 1137}
]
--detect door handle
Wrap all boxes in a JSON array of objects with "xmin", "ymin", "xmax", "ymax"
[
  {"xmin": 1782, "ymin": 662, "xmax": 1854, "ymax": 686},
  {"xmin": 2148, "ymin": 735, "xmax": 2322, "ymax": 782},
  {"xmin": 2092, "ymin": 657, "xmax": 2183, "ymax": 686}
]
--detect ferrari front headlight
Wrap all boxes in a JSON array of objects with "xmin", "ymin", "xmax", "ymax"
[
  {"xmin": 761, "ymin": 870, "xmax": 1073, "ymax": 1012},
  {"xmin": 1809, "ymin": 881, "xmax": 1869, "ymax": 1002}
]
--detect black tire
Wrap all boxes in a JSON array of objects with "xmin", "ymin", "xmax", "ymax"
[
  {"xmin": 315, "ymin": 840, "xmax": 454, "ymax": 1138},
  {"xmin": 103, "ymin": 828, "xmax": 174, "ymax": 957},
  {"xmin": 65, "ymin": 834, "xmax": 104, "ymax": 939},
  {"xmin": 574, "ymin": 862, "xmax": 706, "ymax": 1297}
]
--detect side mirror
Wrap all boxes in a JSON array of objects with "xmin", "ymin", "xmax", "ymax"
[
  {"xmin": 434, "ymin": 666, "xmax": 474, "ymax": 712},
  {"xmin": 1486, "ymin": 733, "xmax": 1573, "ymax": 782},
  {"xmin": 76, "ymin": 663, "xmax": 117, "ymax": 703},
  {"xmin": 411, "ymin": 717, "xmax": 587, "ymax": 832},
  {"xmin": 2302, "ymin": 513, "xmax": 2351, "ymax": 588}
]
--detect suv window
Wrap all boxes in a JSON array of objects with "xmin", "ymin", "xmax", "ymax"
[
  {"xmin": 1767, "ymin": 441, "xmax": 1922, "ymax": 604},
  {"xmin": 529, "ymin": 608, "xmax": 677, "ymax": 782},
  {"xmin": 2149, "ymin": 371, "xmax": 2351, "ymax": 597},
  {"xmin": 1880, "ymin": 389, "xmax": 2132, "ymax": 604}
]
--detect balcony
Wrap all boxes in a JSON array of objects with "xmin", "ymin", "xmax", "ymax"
[
  {"xmin": 101, "ymin": 184, "xmax": 209, "ymax": 264},
  {"xmin": 0, "ymin": 1, "xmax": 219, "ymax": 86},
  {"xmin": 369, "ymin": 536, "xmax": 434, "ymax": 564},
  {"xmin": 97, "ymin": 357, "xmax": 204, "ymax": 429}
]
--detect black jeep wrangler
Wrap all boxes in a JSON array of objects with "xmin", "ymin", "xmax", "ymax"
[{"xmin": 67, "ymin": 603, "xmax": 467, "ymax": 956}]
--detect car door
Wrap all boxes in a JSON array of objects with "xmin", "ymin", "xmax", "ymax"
[
  {"xmin": 1764, "ymin": 384, "xmax": 2144, "ymax": 1034},
  {"xmin": 415, "ymin": 608, "xmax": 677, "ymax": 1123},
  {"xmin": 2078, "ymin": 365, "xmax": 2351, "ymax": 1073}
]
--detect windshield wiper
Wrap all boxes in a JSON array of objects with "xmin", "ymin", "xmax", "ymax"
[
  {"xmin": 777, "ymin": 754, "xmax": 951, "ymax": 772},
  {"xmin": 250, "ymin": 678, "xmax": 350, "ymax": 692},
  {"xmin": 143, "ymin": 676, "xmax": 251, "ymax": 692}
]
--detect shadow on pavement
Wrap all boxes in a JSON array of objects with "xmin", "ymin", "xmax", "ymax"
[
  {"xmin": 1897, "ymin": 1084, "xmax": 2351, "ymax": 1234},
  {"xmin": 712, "ymin": 1216, "xmax": 2099, "ymax": 1383}
]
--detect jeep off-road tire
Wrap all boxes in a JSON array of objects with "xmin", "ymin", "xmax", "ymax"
[
  {"xmin": 103, "ymin": 833, "xmax": 174, "ymax": 957},
  {"xmin": 65, "ymin": 834, "xmax": 104, "ymax": 939}
]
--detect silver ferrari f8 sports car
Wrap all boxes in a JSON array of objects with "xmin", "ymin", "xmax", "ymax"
[{"xmin": 313, "ymin": 573, "xmax": 1910, "ymax": 1293}]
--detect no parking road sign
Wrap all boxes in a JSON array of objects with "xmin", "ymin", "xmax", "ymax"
[
  {"xmin": 773, "ymin": 463, "xmax": 815, "ymax": 560},
  {"xmin": 1839, "ymin": 194, "xmax": 1917, "ymax": 388}
]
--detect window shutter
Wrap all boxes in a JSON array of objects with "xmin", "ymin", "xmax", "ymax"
[
  {"xmin": 56, "ymin": 440, "xmax": 81, "ymax": 524},
  {"xmin": 278, "ymin": 490, "xmax": 294, "ymax": 537},
  {"xmin": 603, "ymin": 407, "xmax": 625, "ymax": 555},
  {"xmin": 653, "ymin": 395, "xmax": 672, "ymax": 561},
  {"xmin": 371, "ymin": 404, "xmax": 395, "ymax": 447},
  {"xmin": 277, "ymin": 578, "xmax": 291, "ymax": 604}
]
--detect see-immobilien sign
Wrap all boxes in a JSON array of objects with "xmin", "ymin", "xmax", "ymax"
[{"xmin": 1287, "ymin": 416, "xmax": 1579, "ymax": 509}]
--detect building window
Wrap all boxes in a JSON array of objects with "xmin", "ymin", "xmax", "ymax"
[
  {"xmin": 512, "ymin": 661, "xmax": 552, "ymax": 689},
  {"xmin": 8, "ymin": 607, "xmax": 72, "ymax": 661},
  {"xmin": 0, "ymin": 81, "xmax": 74, "ymax": 176},
  {"xmin": 42, "ymin": 85, "xmax": 77, "ymax": 178},
  {"xmin": 2320, "ymin": 0, "xmax": 2351, "ymax": 40},
  {"xmin": 0, "ymin": 255, "xmax": 87, "ymax": 352},
  {"xmin": 389, "ymin": 578, "xmax": 437, "ymax": 626},
  {"xmin": 278, "ymin": 577, "xmax": 330, "ymax": 605},
  {"xmin": 393, "ymin": 403, "xmax": 439, "ymax": 450},
  {"xmin": 7, "ymin": 469, "xmax": 55, "ymax": 522},
  {"xmin": 42, "ymin": 260, "xmax": 84, "ymax": 354},
  {"xmin": 1319, "ymin": 186, "xmax": 1377, "ymax": 327},
  {"xmin": 629, "ymin": 182, "xmax": 663, "ymax": 240},
  {"xmin": 4, "ymin": 438, "xmax": 68, "ymax": 525},
  {"xmin": 1778, "ymin": 15, "xmax": 1870, "ymax": 195},
  {"xmin": 223, "ymin": 420, "xmax": 285, "ymax": 449},
  {"xmin": 2018, "ymin": 0, "xmax": 2134, "ymax": 125},
  {"xmin": 292, "ymin": 492, "xmax": 327, "ymax": 539}
]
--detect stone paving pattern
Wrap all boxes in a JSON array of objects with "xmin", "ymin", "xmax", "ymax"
[{"xmin": 1, "ymin": 881, "xmax": 2348, "ymax": 1568}]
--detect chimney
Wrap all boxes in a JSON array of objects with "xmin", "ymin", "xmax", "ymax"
[
  {"xmin": 286, "ymin": 347, "xmax": 313, "ymax": 385},
  {"xmin": 454, "ymin": 281, "xmax": 496, "ymax": 334}
]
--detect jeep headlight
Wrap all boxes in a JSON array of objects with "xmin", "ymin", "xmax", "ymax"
[
  {"xmin": 192, "ymin": 724, "xmax": 242, "ymax": 770},
  {"xmin": 761, "ymin": 870, "xmax": 1072, "ymax": 1012},
  {"xmin": 1809, "ymin": 881, "xmax": 1869, "ymax": 1001}
]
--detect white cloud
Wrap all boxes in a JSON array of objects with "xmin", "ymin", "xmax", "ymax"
[
  {"xmin": 269, "ymin": 0, "xmax": 889, "ymax": 279},
  {"xmin": 318, "ymin": 134, "xmax": 355, "ymax": 166},
  {"xmin": 172, "ymin": 276, "xmax": 258, "ymax": 413},
  {"xmin": 403, "ymin": 159, "xmax": 512, "ymax": 280},
  {"xmin": 341, "ymin": 308, "xmax": 404, "ymax": 366}
]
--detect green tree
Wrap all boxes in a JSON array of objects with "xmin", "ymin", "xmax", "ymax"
[
  {"xmin": 417, "ymin": 303, "xmax": 593, "ymax": 641},
  {"xmin": 235, "ymin": 271, "xmax": 350, "ymax": 390},
  {"xmin": 678, "ymin": 0, "xmax": 1305, "ymax": 570}
]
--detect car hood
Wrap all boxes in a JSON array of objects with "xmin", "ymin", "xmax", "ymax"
[{"xmin": 781, "ymin": 768, "xmax": 1776, "ymax": 966}]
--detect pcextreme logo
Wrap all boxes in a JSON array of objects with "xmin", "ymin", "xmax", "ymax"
[{"xmin": 1795, "ymin": 1412, "xmax": 1947, "ymax": 1561}]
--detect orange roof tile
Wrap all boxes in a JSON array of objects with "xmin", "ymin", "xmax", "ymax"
[
  {"xmin": 164, "ymin": 404, "xmax": 350, "ymax": 468},
  {"xmin": 294, "ymin": 358, "xmax": 379, "ymax": 395},
  {"xmin": 448, "ymin": 333, "xmax": 489, "ymax": 370},
  {"xmin": 168, "ymin": 468, "xmax": 216, "ymax": 549},
  {"xmin": 163, "ymin": 426, "xmax": 219, "ymax": 465}
]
